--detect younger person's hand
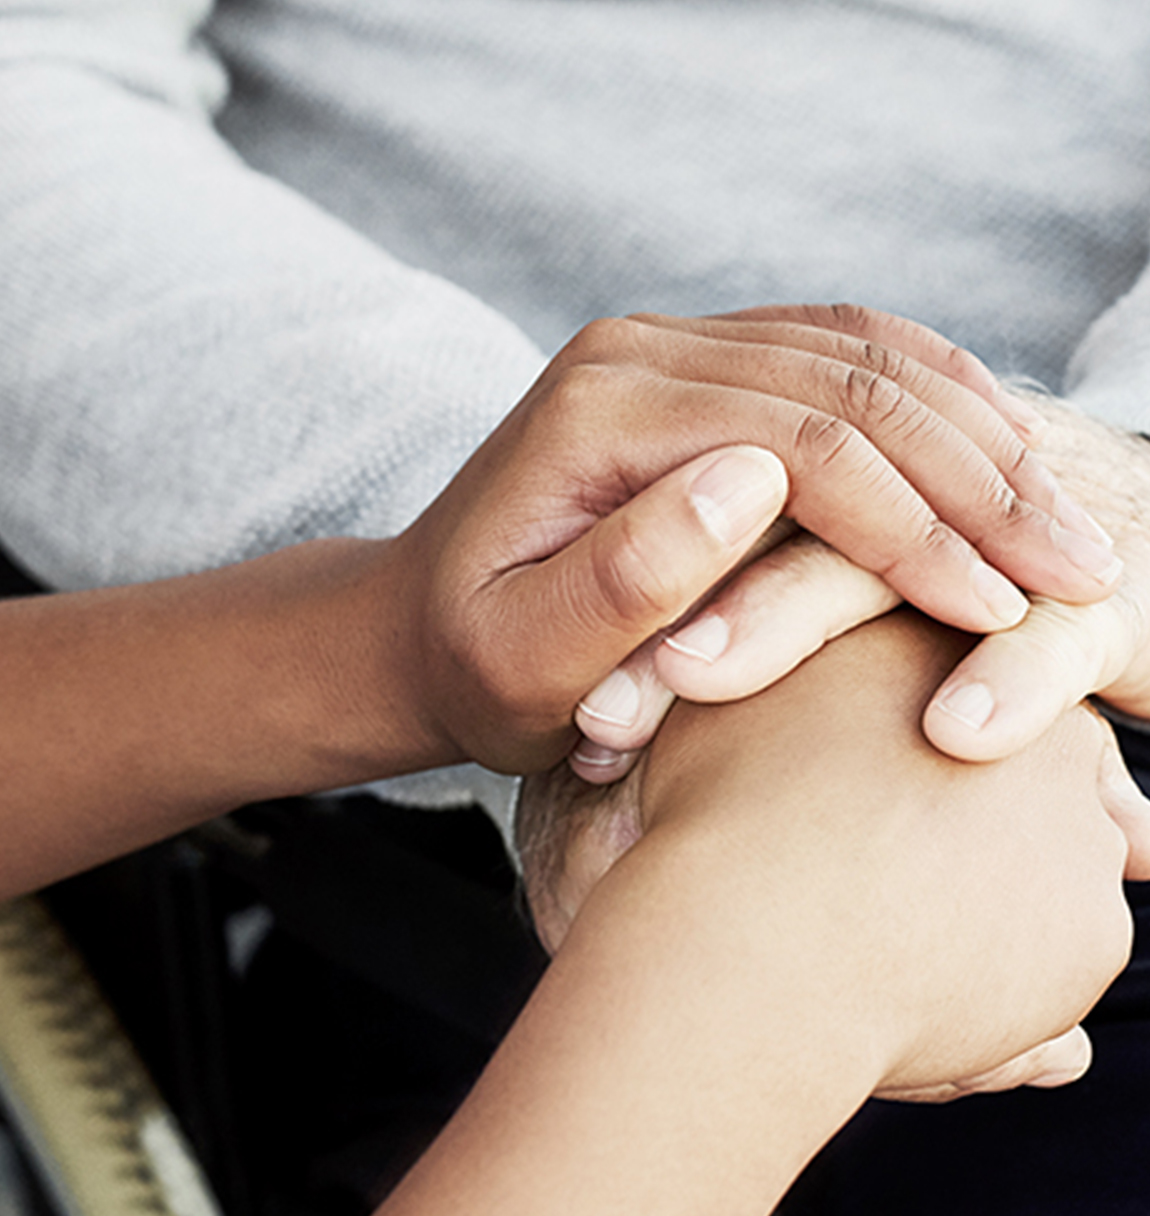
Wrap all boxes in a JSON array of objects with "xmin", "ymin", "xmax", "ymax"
[
  {"xmin": 388, "ymin": 612, "xmax": 1145, "ymax": 1216},
  {"xmin": 520, "ymin": 612, "xmax": 1149, "ymax": 1100},
  {"xmin": 394, "ymin": 306, "xmax": 1117, "ymax": 776}
]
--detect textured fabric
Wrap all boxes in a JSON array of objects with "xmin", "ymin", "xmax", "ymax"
[
  {"xmin": 4, "ymin": 0, "xmax": 1150, "ymax": 590},
  {"xmin": 4, "ymin": 0, "xmax": 1150, "ymax": 825}
]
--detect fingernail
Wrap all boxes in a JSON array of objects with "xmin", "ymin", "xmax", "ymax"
[
  {"xmin": 972, "ymin": 563, "xmax": 1029, "ymax": 628},
  {"xmin": 663, "ymin": 614, "xmax": 730, "ymax": 664},
  {"xmin": 933, "ymin": 681, "xmax": 995, "ymax": 731},
  {"xmin": 1051, "ymin": 522, "xmax": 1124, "ymax": 586},
  {"xmin": 571, "ymin": 741, "xmax": 627, "ymax": 768},
  {"xmin": 995, "ymin": 388, "xmax": 1048, "ymax": 443},
  {"xmin": 1028, "ymin": 1067, "xmax": 1089, "ymax": 1089},
  {"xmin": 577, "ymin": 669, "xmax": 641, "ymax": 728},
  {"xmin": 1054, "ymin": 491, "xmax": 1114, "ymax": 549},
  {"xmin": 1028, "ymin": 1039, "xmax": 1091, "ymax": 1088},
  {"xmin": 690, "ymin": 447, "xmax": 787, "ymax": 548}
]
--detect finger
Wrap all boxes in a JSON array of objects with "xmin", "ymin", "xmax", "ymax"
[
  {"xmin": 496, "ymin": 444, "xmax": 789, "ymax": 715},
  {"xmin": 569, "ymin": 518, "xmax": 804, "ymax": 762},
  {"xmin": 500, "ymin": 373, "xmax": 1023, "ymax": 669},
  {"xmin": 1098, "ymin": 744, "xmax": 1150, "ymax": 880},
  {"xmin": 574, "ymin": 637, "xmax": 675, "ymax": 755},
  {"xmin": 655, "ymin": 533, "xmax": 900, "ymax": 701},
  {"xmin": 967, "ymin": 1026, "xmax": 1094, "ymax": 1093},
  {"xmin": 876, "ymin": 1027, "xmax": 1093, "ymax": 1104},
  {"xmin": 635, "ymin": 307, "xmax": 1050, "ymax": 452},
  {"xmin": 568, "ymin": 739, "xmax": 641, "ymax": 785},
  {"xmin": 623, "ymin": 318, "xmax": 1119, "ymax": 602},
  {"xmin": 698, "ymin": 302, "xmax": 1049, "ymax": 446},
  {"xmin": 923, "ymin": 593, "xmax": 1140, "ymax": 761},
  {"xmin": 656, "ymin": 381, "xmax": 1031, "ymax": 633}
]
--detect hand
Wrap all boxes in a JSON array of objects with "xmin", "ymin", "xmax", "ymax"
[
  {"xmin": 395, "ymin": 306, "xmax": 1118, "ymax": 776},
  {"xmin": 520, "ymin": 613, "xmax": 1150, "ymax": 1100},
  {"xmin": 922, "ymin": 400, "xmax": 1150, "ymax": 761}
]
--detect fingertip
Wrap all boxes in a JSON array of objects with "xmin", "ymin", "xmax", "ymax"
[
  {"xmin": 971, "ymin": 563, "xmax": 1030, "ymax": 630},
  {"xmin": 576, "ymin": 669, "xmax": 642, "ymax": 733},
  {"xmin": 955, "ymin": 1027, "xmax": 1092, "ymax": 1097},
  {"xmin": 575, "ymin": 664, "xmax": 672, "ymax": 753},
  {"xmin": 569, "ymin": 740, "xmax": 639, "ymax": 785},
  {"xmin": 661, "ymin": 613, "xmax": 730, "ymax": 665},
  {"xmin": 688, "ymin": 445, "xmax": 789, "ymax": 548},
  {"xmin": 1050, "ymin": 523, "xmax": 1124, "ymax": 593},
  {"xmin": 1025, "ymin": 1026, "xmax": 1093, "ymax": 1089},
  {"xmin": 923, "ymin": 678, "xmax": 1009, "ymax": 761}
]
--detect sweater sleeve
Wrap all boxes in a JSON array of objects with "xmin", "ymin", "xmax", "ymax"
[
  {"xmin": 1065, "ymin": 246, "xmax": 1150, "ymax": 431},
  {"xmin": 0, "ymin": 0, "xmax": 546, "ymax": 592}
]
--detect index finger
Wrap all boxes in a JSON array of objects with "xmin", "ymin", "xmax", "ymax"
[{"xmin": 702, "ymin": 302, "xmax": 1046, "ymax": 444}]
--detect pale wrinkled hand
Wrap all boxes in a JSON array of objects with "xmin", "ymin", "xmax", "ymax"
[{"xmin": 922, "ymin": 401, "xmax": 1150, "ymax": 761}]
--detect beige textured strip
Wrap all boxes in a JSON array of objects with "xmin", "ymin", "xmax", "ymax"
[{"xmin": 0, "ymin": 897, "xmax": 222, "ymax": 1216}]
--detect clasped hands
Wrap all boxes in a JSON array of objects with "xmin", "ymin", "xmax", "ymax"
[
  {"xmin": 399, "ymin": 301, "xmax": 1145, "ymax": 777},
  {"xmin": 390, "ymin": 302, "xmax": 1150, "ymax": 1110}
]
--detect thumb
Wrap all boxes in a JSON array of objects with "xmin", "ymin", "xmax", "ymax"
[
  {"xmin": 922, "ymin": 594, "xmax": 1134, "ymax": 761},
  {"xmin": 507, "ymin": 445, "xmax": 788, "ymax": 705}
]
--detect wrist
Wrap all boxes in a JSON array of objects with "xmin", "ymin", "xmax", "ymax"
[
  {"xmin": 387, "ymin": 823, "xmax": 882, "ymax": 1216},
  {"xmin": 278, "ymin": 535, "xmax": 465, "ymax": 783}
]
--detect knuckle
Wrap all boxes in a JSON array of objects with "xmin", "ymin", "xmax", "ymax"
[
  {"xmin": 1012, "ymin": 601, "xmax": 1105, "ymax": 684},
  {"xmin": 940, "ymin": 336, "xmax": 985, "ymax": 387},
  {"xmin": 1114, "ymin": 900, "xmax": 1136, "ymax": 975},
  {"xmin": 826, "ymin": 301, "xmax": 877, "ymax": 333},
  {"xmin": 1006, "ymin": 442, "xmax": 1040, "ymax": 485},
  {"xmin": 865, "ymin": 513, "xmax": 955, "ymax": 586},
  {"xmin": 1114, "ymin": 578, "xmax": 1146, "ymax": 649},
  {"xmin": 979, "ymin": 470, "xmax": 1028, "ymax": 526},
  {"xmin": 857, "ymin": 338, "xmax": 907, "ymax": 385},
  {"xmin": 561, "ymin": 315, "xmax": 649, "ymax": 367},
  {"xmin": 836, "ymin": 364, "xmax": 927, "ymax": 440},
  {"xmin": 1093, "ymin": 886, "xmax": 1135, "ymax": 987},
  {"xmin": 542, "ymin": 362, "xmax": 637, "ymax": 429},
  {"xmin": 788, "ymin": 302, "xmax": 875, "ymax": 335},
  {"xmin": 841, "ymin": 365, "xmax": 907, "ymax": 428},
  {"xmin": 790, "ymin": 410, "xmax": 860, "ymax": 474},
  {"xmin": 890, "ymin": 514, "xmax": 955, "ymax": 576}
]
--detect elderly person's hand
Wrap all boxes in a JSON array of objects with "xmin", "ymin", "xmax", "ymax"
[{"xmin": 922, "ymin": 400, "xmax": 1150, "ymax": 763}]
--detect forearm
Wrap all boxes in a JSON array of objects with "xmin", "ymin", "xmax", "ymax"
[
  {"xmin": 499, "ymin": 609, "xmax": 1134, "ymax": 1216},
  {"xmin": 385, "ymin": 618, "xmax": 990, "ymax": 1215},
  {"xmin": 0, "ymin": 539, "xmax": 452, "ymax": 897},
  {"xmin": 382, "ymin": 822, "xmax": 881, "ymax": 1216}
]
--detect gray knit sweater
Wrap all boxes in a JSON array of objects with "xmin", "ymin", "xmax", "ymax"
[{"xmin": 3, "ymin": 0, "xmax": 1150, "ymax": 822}]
